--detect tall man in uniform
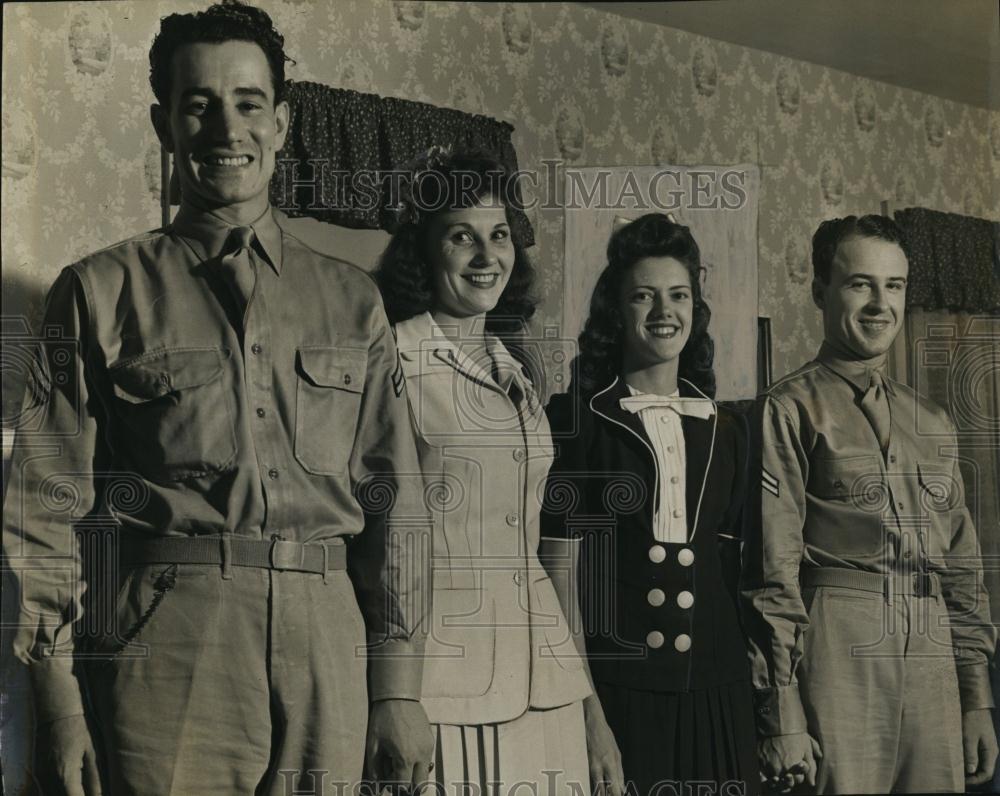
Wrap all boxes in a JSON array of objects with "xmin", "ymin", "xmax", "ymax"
[
  {"xmin": 3, "ymin": 3, "xmax": 433, "ymax": 793},
  {"xmin": 741, "ymin": 215, "xmax": 998, "ymax": 793}
]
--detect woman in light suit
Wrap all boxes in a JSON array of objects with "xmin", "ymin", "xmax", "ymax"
[{"xmin": 375, "ymin": 148, "xmax": 607, "ymax": 795}]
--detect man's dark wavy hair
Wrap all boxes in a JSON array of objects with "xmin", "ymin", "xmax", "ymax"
[
  {"xmin": 375, "ymin": 147, "xmax": 537, "ymax": 348},
  {"xmin": 812, "ymin": 214, "xmax": 906, "ymax": 284},
  {"xmin": 573, "ymin": 213, "xmax": 716, "ymax": 398},
  {"xmin": 149, "ymin": 1, "xmax": 291, "ymax": 107}
]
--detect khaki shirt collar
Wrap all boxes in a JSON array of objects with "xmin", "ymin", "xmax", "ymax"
[
  {"xmin": 171, "ymin": 204, "xmax": 283, "ymax": 274},
  {"xmin": 816, "ymin": 341, "xmax": 895, "ymax": 396}
]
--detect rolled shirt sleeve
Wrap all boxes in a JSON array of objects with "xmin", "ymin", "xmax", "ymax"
[
  {"xmin": 740, "ymin": 394, "xmax": 811, "ymax": 736},
  {"xmin": 346, "ymin": 300, "xmax": 431, "ymax": 702},
  {"xmin": 937, "ymin": 419, "xmax": 996, "ymax": 712},
  {"xmin": 3, "ymin": 268, "xmax": 99, "ymax": 724}
]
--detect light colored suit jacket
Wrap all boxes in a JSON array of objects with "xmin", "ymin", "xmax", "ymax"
[{"xmin": 394, "ymin": 312, "xmax": 592, "ymax": 725}]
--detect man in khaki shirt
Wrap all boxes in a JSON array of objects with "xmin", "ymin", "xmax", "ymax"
[
  {"xmin": 742, "ymin": 215, "xmax": 997, "ymax": 793},
  {"xmin": 3, "ymin": 4, "xmax": 432, "ymax": 793}
]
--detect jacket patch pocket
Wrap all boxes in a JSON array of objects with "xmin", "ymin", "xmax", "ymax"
[
  {"xmin": 294, "ymin": 346, "xmax": 367, "ymax": 475},
  {"xmin": 109, "ymin": 347, "xmax": 236, "ymax": 481},
  {"xmin": 421, "ymin": 586, "xmax": 497, "ymax": 698},
  {"xmin": 531, "ymin": 575, "xmax": 583, "ymax": 672}
]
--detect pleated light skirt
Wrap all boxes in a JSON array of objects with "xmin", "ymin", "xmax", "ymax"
[
  {"xmin": 431, "ymin": 701, "xmax": 589, "ymax": 796},
  {"xmin": 597, "ymin": 680, "xmax": 760, "ymax": 796}
]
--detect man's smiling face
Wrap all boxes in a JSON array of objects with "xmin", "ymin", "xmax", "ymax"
[
  {"xmin": 813, "ymin": 235, "xmax": 909, "ymax": 360},
  {"xmin": 152, "ymin": 40, "xmax": 288, "ymax": 223}
]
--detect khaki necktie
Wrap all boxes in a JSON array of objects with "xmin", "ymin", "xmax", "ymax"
[
  {"xmin": 218, "ymin": 226, "xmax": 258, "ymax": 316},
  {"xmin": 860, "ymin": 370, "xmax": 891, "ymax": 452}
]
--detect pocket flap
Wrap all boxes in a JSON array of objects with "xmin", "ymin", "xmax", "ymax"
[
  {"xmin": 918, "ymin": 462, "xmax": 958, "ymax": 509},
  {"xmin": 297, "ymin": 346, "xmax": 367, "ymax": 392},
  {"xmin": 110, "ymin": 348, "xmax": 226, "ymax": 403},
  {"xmin": 808, "ymin": 455, "xmax": 881, "ymax": 499}
]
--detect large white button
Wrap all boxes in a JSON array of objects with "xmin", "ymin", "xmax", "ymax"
[
  {"xmin": 674, "ymin": 633, "xmax": 692, "ymax": 652},
  {"xmin": 506, "ymin": 512, "xmax": 519, "ymax": 526},
  {"xmin": 670, "ymin": 475, "xmax": 680, "ymax": 484},
  {"xmin": 647, "ymin": 588, "xmax": 666, "ymax": 607},
  {"xmin": 513, "ymin": 571, "xmax": 523, "ymax": 586},
  {"xmin": 660, "ymin": 416, "xmax": 670, "ymax": 424},
  {"xmin": 512, "ymin": 448, "xmax": 525, "ymax": 462},
  {"xmin": 666, "ymin": 445, "xmax": 675, "ymax": 453},
  {"xmin": 649, "ymin": 545, "xmax": 667, "ymax": 563},
  {"xmin": 646, "ymin": 631, "xmax": 665, "ymax": 649},
  {"xmin": 677, "ymin": 590, "xmax": 694, "ymax": 609},
  {"xmin": 677, "ymin": 548, "xmax": 695, "ymax": 567},
  {"xmin": 672, "ymin": 507, "xmax": 684, "ymax": 518}
]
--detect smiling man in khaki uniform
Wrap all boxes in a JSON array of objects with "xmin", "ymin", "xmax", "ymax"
[
  {"xmin": 742, "ymin": 215, "xmax": 997, "ymax": 793},
  {"xmin": 3, "ymin": 4, "xmax": 432, "ymax": 794}
]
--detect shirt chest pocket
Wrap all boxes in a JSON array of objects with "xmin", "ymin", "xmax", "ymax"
[
  {"xmin": 109, "ymin": 347, "xmax": 237, "ymax": 481},
  {"xmin": 294, "ymin": 346, "xmax": 367, "ymax": 476},
  {"xmin": 805, "ymin": 454, "xmax": 885, "ymax": 556}
]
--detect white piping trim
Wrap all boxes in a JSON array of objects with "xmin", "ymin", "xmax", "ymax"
[
  {"xmin": 678, "ymin": 378, "xmax": 717, "ymax": 540},
  {"xmin": 589, "ymin": 375, "xmax": 660, "ymax": 531}
]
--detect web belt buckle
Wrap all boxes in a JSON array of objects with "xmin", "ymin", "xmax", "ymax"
[{"xmin": 270, "ymin": 538, "xmax": 306, "ymax": 571}]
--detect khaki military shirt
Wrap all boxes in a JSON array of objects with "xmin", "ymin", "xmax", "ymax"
[
  {"xmin": 3, "ymin": 207, "xmax": 429, "ymax": 724},
  {"xmin": 741, "ymin": 343, "xmax": 995, "ymax": 736}
]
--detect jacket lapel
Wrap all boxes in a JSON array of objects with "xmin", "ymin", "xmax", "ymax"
[
  {"xmin": 589, "ymin": 376, "xmax": 654, "ymax": 461},
  {"xmin": 678, "ymin": 379, "xmax": 718, "ymax": 538}
]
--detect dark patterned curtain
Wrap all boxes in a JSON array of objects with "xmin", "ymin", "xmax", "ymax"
[
  {"xmin": 894, "ymin": 207, "xmax": 1000, "ymax": 312},
  {"xmin": 267, "ymin": 81, "xmax": 534, "ymax": 247}
]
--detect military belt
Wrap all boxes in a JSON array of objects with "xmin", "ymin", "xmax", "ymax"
[
  {"xmin": 802, "ymin": 566, "xmax": 940, "ymax": 599},
  {"xmin": 120, "ymin": 535, "xmax": 347, "ymax": 574}
]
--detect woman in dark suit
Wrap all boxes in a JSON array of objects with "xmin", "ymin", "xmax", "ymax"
[{"xmin": 541, "ymin": 213, "xmax": 759, "ymax": 796}]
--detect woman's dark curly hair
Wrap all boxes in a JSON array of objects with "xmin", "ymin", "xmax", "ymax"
[
  {"xmin": 573, "ymin": 213, "xmax": 716, "ymax": 398},
  {"xmin": 150, "ymin": 1, "xmax": 292, "ymax": 107},
  {"xmin": 375, "ymin": 147, "xmax": 537, "ymax": 345}
]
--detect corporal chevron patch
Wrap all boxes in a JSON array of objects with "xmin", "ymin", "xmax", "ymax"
[{"xmin": 762, "ymin": 467, "xmax": 780, "ymax": 498}]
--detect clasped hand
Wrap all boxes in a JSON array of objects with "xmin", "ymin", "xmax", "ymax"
[{"xmin": 758, "ymin": 732, "xmax": 821, "ymax": 793}]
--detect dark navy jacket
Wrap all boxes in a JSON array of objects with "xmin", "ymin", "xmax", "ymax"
[{"xmin": 541, "ymin": 376, "xmax": 751, "ymax": 693}]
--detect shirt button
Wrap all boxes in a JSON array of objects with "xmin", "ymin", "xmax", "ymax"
[
  {"xmin": 677, "ymin": 548, "xmax": 695, "ymax": 567},
  {"xmin": 660, "ymin": 416, "xmax": 670, "ymax": 424},
  {"xmin": 505, "ymin": 512, "xmax": 519, "ymax": 527},
  {"xmin": 268, "ymin": 468, "xmax": 279, "ymax": 480},
  {"xmin": 889, "ymin": 454, "xmax": 897, "ymax": 464},
  {"xmin": 646, "ymin": 631, "xmax": 665, "ymax": 649},
  {"xmin": 647, "ymin": 588, "xmax": 666, "ymax": 607},
  {"xmin": 670, "ymin": 475, "xmax": 680, "ymax": 485},
  {"xmin": 512, "ymin": 448, "xmax": 525, "ymax": 462},
  {"xmin": 672, "ymin": 507, "xmax": 684, "ymax": 518},
  {"xmin": 343, "ymin": 374, "xmax": 352, "ymax": 386},
  {"xmin": 256, "ymin": 407, "xmax": 266, "ymax": 418},
  {"xmin": 649, "ymin": 545, "xmax": 667, "ymax": 564},
  {"xmin": 897, "ymin": 501, "xmax": 904, "ymax": 510},
  {"xmin": 513, "ymin": 571, "xmax": 522, "ymax": 586},
  {"xmin": 674, "ymin": 633, "xmax": 692, "ymax": 652},
  {"xmin": 677, "ymin": 590, "xmax": 694, "ymax": 609},
  {"xmin": 251, "ymin": 343, "xmax": 262, "ymax": 355},
  {"xmin": 666, "ymin": 445, "xmax": 675, "ymax": 453}
]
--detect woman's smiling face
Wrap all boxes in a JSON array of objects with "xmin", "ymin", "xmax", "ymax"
[
  {"xmin": 619, "ymin": 256, "xmax": 694, "ymax": 370},
  {"xmin": 425, "ymin": 199, "xmax": 514, "ymax": 318}
]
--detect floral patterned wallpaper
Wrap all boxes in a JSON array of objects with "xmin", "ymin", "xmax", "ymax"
[{"xmin": 3, "ymin": 0, "xmax": 999, "ymax": 409}]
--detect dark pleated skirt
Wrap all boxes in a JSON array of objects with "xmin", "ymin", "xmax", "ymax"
[{"xmin": 597, "ymin": 679, "xmax": 760, "ymax": 796}]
